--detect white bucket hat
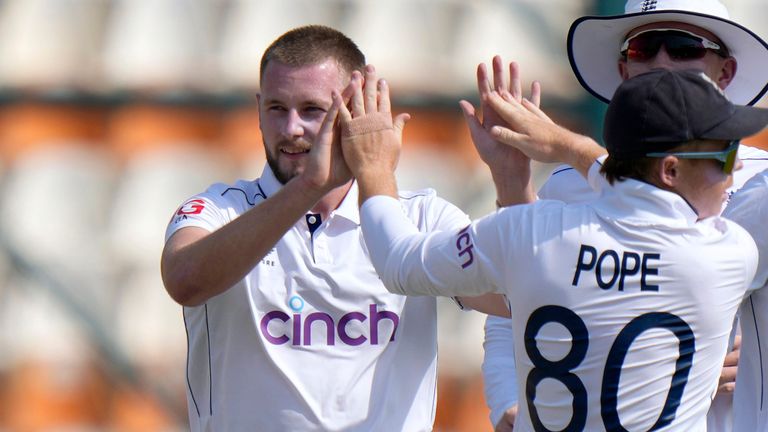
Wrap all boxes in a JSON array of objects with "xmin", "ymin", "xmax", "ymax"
[{"xmin": 567, "ymin": 0, "xmax": 768, "ymax": 105}]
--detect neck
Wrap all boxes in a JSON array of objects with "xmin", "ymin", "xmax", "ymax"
[{"xmin": 311, "ymin": 181, "xmax": 353, "ymax": 219}]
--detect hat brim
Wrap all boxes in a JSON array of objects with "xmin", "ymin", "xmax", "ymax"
[
  {"xmin": 567, "ymin": 10, "xmax": 768, "ymax": 106},
  {"xmin": 703, "ymin": 105, "xmax": 768, "ymax": 141}
]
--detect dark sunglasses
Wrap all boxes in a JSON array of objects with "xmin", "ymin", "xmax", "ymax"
[
  {"xmin": 621, "ymin": 28, "xmax": 730, "ymax": 61},
  {"xmin": 646, "ymin": 140, "xmax": 740, "ymax": 174}
]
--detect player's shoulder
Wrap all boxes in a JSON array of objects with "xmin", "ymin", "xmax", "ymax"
[
  {"xmin": 538, "ymin": 164, "xmax": 596, "ymax": 203},
  {"xmin": 397, "ymin": 188, "xmax": 470, "ymax": 230},
  {"xmin": 725, "ymin": 168, "xmax": 768, "ymax": 221},
  {"xmin": 737, "ymin": 167, "xmax": 768, "ymax": 194},
  {"xmin": 709, "ymin": 215, "xmax": 758, "ymax": 252},
  {"xmin": 200, "ymin": 179, "xmax": 267, "ymax": 207},
  {"xmin": 738, "ymin": 144, "xmax": 768, "ymax": 161},
  {"xmin": 397, "ymin": 187, "xmax": 451, "ymax": 210}
]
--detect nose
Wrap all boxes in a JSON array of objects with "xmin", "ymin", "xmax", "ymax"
[
  {"xmin": 280, "ymin": 109, "xmax": 304, "ymax": 138},
  {"xmin": 646, "ymin": 46, "xmax": 676, "ymax": 69}
]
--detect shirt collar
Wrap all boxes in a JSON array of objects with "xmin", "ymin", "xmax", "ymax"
[
  {"xmin": 594, "ymin": 177, "xmax": 700, "ymax": 226},
  {"xmin": 257, "ymin": 164, "xmax": 361, "ymax": 225}
]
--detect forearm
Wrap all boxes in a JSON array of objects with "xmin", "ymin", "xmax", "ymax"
[
  {"xmin": 492, "ymin": 164, "xmax": 535, "ymax": 207},
  {"xmin": 356, "ymin": 171, "xmax": 398, "ymax": 206},
  {"xmin": 457, "ymin": 293, "xmax": 511, "ymax": 317},
  {"xmin": 560, "ymin": 132, "xmax": 606, "ymax": 179},
  {"xmin": 161, "ymin": 177, "xmax": 324, "ymax": 306},
  {"xmin": 482, "ymin": 315, "xmax": 519, "ymax": 426}
]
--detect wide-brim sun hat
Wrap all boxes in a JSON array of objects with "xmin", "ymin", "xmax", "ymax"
[{"xmin": 568, "ymin": 0, "xmax": 768, "ymax": 106}]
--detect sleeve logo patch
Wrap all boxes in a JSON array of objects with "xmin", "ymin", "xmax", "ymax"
[{"xmin": 177, "ymin": 199, "xmax": 205, "ymax": 215}]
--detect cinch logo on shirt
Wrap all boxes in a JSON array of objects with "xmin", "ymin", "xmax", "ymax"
[
  {"xmin": 260, "ymin": 299, "xmax": 399, "ymax": 346},
  {"xmin": 455, "ymin": 225, "xmax": 474, "ymax": 269}
]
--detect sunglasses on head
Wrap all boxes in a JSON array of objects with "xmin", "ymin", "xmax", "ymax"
[
  {"xmin": 646, "ymin": 140, "xmax": 740, "ymax": 174},
  {"xmin": 620, "ymin": 28, "xmax": 730, "ymax": 61}
]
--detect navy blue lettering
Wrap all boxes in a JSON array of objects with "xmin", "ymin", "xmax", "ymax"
[
  {"xmin": 641, "ymin": 253, "xmax": 661, "ymax": 291},
  {"xmin": 573, "ymin": 244, "xmax": 598, "ymax": 285},
  {"xmin": 618, "ymin": 252, "xmax": 640, "ymax": 291},
  {"xmin": 573, "ymin": 245, "xmax": 661, "ymax": 293},
  {"xmin": 596, "ymin": 250, "xmax": 620, "ymax": 289}
]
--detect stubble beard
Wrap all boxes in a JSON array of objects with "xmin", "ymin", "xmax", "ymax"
[{"xmin": 265, "ymin": 139, "xmax": 309, "ymax": 185}]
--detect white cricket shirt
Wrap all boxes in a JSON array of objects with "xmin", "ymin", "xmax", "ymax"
[
  {"xmin": 723, "ymin": 168, "xmax": 768, "ymax": 432},
  {"xmin": 165, "ymin": 165, "xmax": 470, "ymax": 432},
  {"xmin": 361, "ymin": 163, "xmax": 758, "ymax": 432}
]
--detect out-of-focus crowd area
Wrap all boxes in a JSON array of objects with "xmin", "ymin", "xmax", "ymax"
[{"xmin": 0, "ymin": 1, "xmax": 766, "ymax": 431}]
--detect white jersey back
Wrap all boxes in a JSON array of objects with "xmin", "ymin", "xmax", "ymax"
[
  {"xmin": 723, "ymin": 168, "xmax": 768, "ymax": 432},
  {"xmin": 165, "ymin": 165, "xmax": 470, "ymax": 431},
  {"xmin": 536, "ymin": 146, "xmax": 768, "ymax": 432},
  {"xmin": 362, "ymin": 170, "xmax": 758, "ymax": 431}
]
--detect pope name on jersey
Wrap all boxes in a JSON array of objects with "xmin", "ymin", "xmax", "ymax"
[{"xmin": 165, "ymin": 165, "xmax": 470, "ymax": 431}]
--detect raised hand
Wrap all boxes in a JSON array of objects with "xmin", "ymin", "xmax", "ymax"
[
  {"xmin": 483, "ymin": 89, "xmax": 605, "ymax": 179},
  {"xmin": 297, "ymin": 72, "xmax": 357, "ymax": 194},
  {"xmin": 338, "ymin": 64, "xmax": 410, "ymax": 203},
  {"xmin": 461, "ymin": 56, "xmax": 540, "ymax": 206}
]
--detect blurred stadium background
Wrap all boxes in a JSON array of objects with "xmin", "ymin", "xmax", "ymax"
[{"xmin": 0, "ymin": 0, "xmax": 765, "ymax": 431}]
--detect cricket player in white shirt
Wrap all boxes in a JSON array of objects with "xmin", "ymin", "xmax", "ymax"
[
  {"xmin": 482, "ymin": 1, "xmax": 768, "ymax": 429},
  {"xmin": 339, "ymin": 69, "xmax": 767, "ymax": 431},
  {"xmin": 161, "ymin": 25, "xmax": 507, "ymax": 431},
  {"xmin": 722, "ymin": 171, "xmax": 768, "ymax": 431}
]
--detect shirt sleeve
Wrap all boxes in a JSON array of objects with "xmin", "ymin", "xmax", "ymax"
[
  {"xmin": 482, "ymin": 314, "xmax": 518, "ymax": 427},
  {"xmin": 164, "ymin": 187, "xmax": 232, "ymax": 242},
  {"xmin": 361, "ymin": 195, "xmax": 508, "ymax": 298}
]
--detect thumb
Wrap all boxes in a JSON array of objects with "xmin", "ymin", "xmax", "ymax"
[
  {"xmin": 490, "ymin": 125, "xmax": 529, "ymax": 152},
  {"xmin": 394, "ymin": 112, "xmax": 411, "ymax": 142},
  {"xmin": 459, "ymin": 100, "xmax": 485, "ymax": 142}
]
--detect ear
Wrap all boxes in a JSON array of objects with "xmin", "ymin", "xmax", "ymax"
[
  {"xmin": 617, "ymin": 59, "xmax": 630, "ymax": 80},
  {"xmin": 657, "ymin": 156, "xmax": 681, "ymax": 188},
  {"xmin": 717, "ymin": 57, "xmax": 737, "ymax": 89}
]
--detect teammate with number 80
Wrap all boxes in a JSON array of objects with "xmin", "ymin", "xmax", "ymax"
[{"xmin": 341, "ymin": 69, "xmax": 768, "ymax": 431}]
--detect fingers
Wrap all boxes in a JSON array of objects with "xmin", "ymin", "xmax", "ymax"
[
  {"xmin": 521, "ymin": 98, "xmax": 553, "ymax": 124},
  {"xmin": 350, "ymin": 71, "xmax": 365, "ymax": 117},
  {"xmin": 334, "ymin": 91, "xmax": 352, "ymax": 123},
  {"xmin": 486, "ymin": 90, "xmax": 525, "ymax": 127},
  {"xmin": 364, "ymin": 64, "xmax": 378, "ymax": 114},
  {"xmin": 509, "ymin": 61, "xmax": 522, "ymax": 102},
  {"xmin": 477, "ymin": 63, "xmax": 492, "ymax": 98},
  {"xmin": 718, "ymin": 364, "xmax": 738, "ymax": 393},
  {"xmin": 342, "ymin": 71, "xmax": 361, "ymax": 105},
  {"xmin": 492, "ymin": 55, "xmax": 507, "ymax": 94},
  {"xmin": 723, "ymin": 345, "xmax": 740, "ymax": 367},
  {"xmin": 378, "ymin": 79, "xmax": 391, "ymax": 113},
  {"xmin": 529, "ymin": 81, "xmax": 541, "ymax": 107},
  {"xmin": 319, "ymin": 91, "xmax": 342, "ymax": 144}
]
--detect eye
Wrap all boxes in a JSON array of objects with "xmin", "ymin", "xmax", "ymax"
[
  {"xmin": 304, "ymin": 106, "xmax": 326, "ymax": 114},
  {"xmin": 268, "ymin": 105, "xmax": 287, "ymax": 112}
]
